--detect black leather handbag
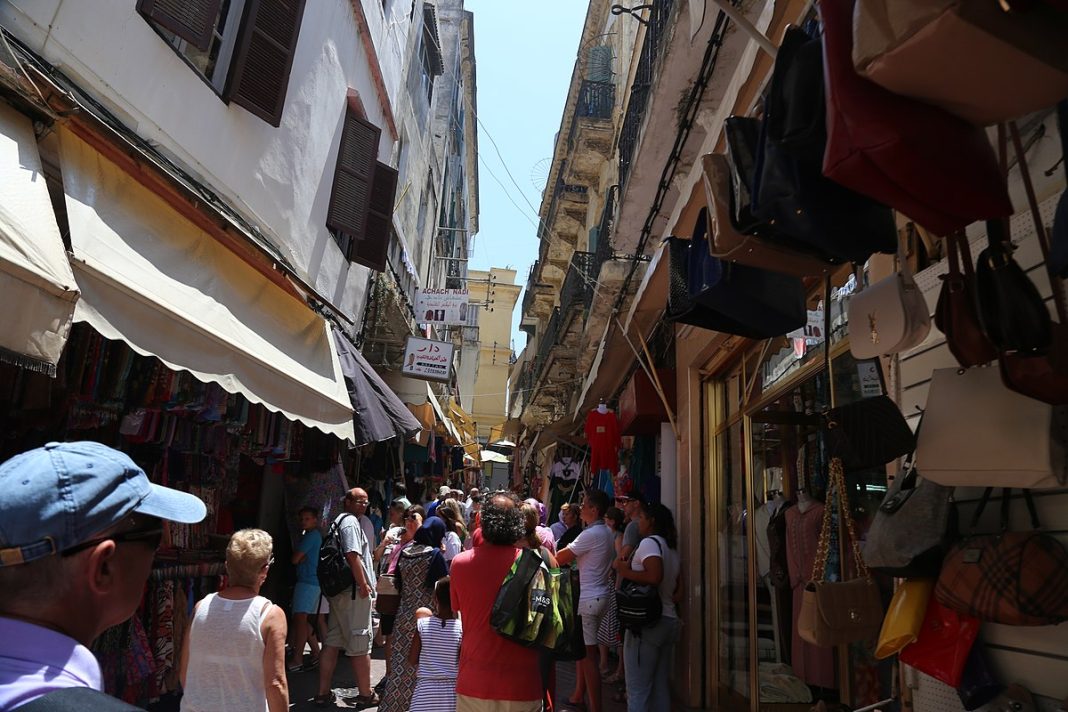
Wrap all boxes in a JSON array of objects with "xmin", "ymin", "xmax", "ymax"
[
  {"xmin": 976, "ymin": 219, "xmax": 1052, "ymax": 354},
  {"xmin": 821, "ymin": 395, "xmax": 915, "ymax": 471}
]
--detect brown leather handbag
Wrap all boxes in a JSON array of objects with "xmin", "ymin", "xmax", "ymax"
[
  {"xmin": 701, "ymin": 153, "xmax": 835, "ymax": 278},
  {"xmin": 798, "ymin": 458, "xmax": 884, "ymax": 647},
  {"xmin": 936, "ymin": 488, "xmax": 1068, "ymax": 626},
  {"xmin": 935, "ymin": 231, "xmax": 998, "ymax": 367}
]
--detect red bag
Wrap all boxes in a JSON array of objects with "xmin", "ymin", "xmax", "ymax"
[
  {"xmin": 899, "ymin": 596, "xmax": 980, "ymax": 688},
  {"xmin": 820, "ymin": 0, "xmax": 1013, "ymax": 236}
]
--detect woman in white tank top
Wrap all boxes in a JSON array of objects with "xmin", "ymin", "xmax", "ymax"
[{"xmin": 179, "ymin": 529, "xmax": 289, "ymax": 712}]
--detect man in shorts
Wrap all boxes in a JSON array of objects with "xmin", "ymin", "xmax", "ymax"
[
  {"xmin": 556, "ymin": 488, "xmax": 616, "ymax": 712},
  {"xmin": 316, "ymin": 488, "xmax": 378, "ymax": 708}
]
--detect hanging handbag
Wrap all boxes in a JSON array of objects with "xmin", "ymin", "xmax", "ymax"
[
  {"xmin": 1050, "ymin": 102, "xmax": 1068, "ymax": 278},
  {"xmin": 898, "ymin": 596, "xmax": 980, "ymax": 688},
  {"xmin": 724, "ymin": 116, "xmax": 765, "ymax": 235},
  {"xmin": 975, "ymin": 219, "xmax": 1052, "ymax": 354},
  {"xmin": 374, "ymin": 573, "xmax": 400, "ymax": 616},
  {"xmin": 798, "ymin": 458, "xmax": 884, "ymax": 647},
  {"xmin": 851, "ymin": 0, "xmax": 1068, "ymax": 126},
  {"xmin": 821, "ymin": 0, "xmax": 1013, "ymax": 237},
  {"xmin": 754, "ymin": 25, "xmax": 897, "ymax": 263},
  {"xmin": 821, "ymin": 395, "xmax": 915, "ymax": 472},
  {"xmin": 874, "ymin": 578, "xmax": 934, "ymax": 659},
  {"xmin": 956, "ymin": 642, "xmax": 1004, "ymax": 712},
  {"xmin": 935, "ymin": 231, "xmax": 999, "ymax": 368},
  {"xmin": 863, "ymin": 447, "xmax": 954, "ymax": 577},
  {"xmin": 936, "ymin": 487, "xmax": 1068, "ymax": 625},
  {"xmin": 615, "ymin": 536, "xmax": 664, "ymax": 631},
  {"xmin": 916, "ymin": 366, "xmax": 1068, "ymax": 488},
  {"xmin": 848, "ymin": 230, "xmax": 930, "ymax": 359},
  {"xmin": 701, "ymin": 153, "xmax": 835, "ymax": 278}
]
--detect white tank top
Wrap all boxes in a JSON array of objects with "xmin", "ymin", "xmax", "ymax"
[{"xmin": 180, "ymin": 593, "xmax": 272, "ymax": 712}]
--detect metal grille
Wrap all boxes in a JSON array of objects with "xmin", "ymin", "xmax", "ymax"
[
  {"xmin": 534, "ymin": 307, "xmax": 562, "ymax": 380},
  {"xmin": 587, "ymin": 185, "xmax": 619, "ymax": 311},
  {"xmin": 577, "ymin": 80, "xmax": 614, "ymax": 120},
  {"xmin": 521, "ymin": 259, "xmax": 540, "ymax": 318},
  {"xmin": 561, "ymin": 251, "xmax": 595, "ymax": 315}
]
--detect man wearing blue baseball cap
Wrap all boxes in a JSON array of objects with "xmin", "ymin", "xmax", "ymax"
[{"xmin": 0, "ymin": 441, "xmax": 207, "ymax": 711}]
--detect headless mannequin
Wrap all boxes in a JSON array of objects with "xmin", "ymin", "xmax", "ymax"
[
  {"xmin": 597, "ymin": 402, "xmax": 608, "ymax": 414},
  {"xmin": 796, "ymin": 490, "xmax": 815, "ymax": 514}
]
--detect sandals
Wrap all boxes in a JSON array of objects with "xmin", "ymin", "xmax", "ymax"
[
  {"xmin": 312, "ymin": 692, "xmax": 335, "ymax": 707},
  {"xmin": 352, "ymin": 692, "xmax": 381, "ymax": 709}
]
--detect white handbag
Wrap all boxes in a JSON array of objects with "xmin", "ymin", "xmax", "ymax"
[
  {"xmin": 848, "ymin": 236, "xmax": 930, "ymax": 359},
  {"xmin": 916, "ymin": 366, "xmax": 1068, "ymax": 489}
]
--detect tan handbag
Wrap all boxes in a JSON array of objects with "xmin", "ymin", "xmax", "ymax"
[
  {"xmin": 798, "ymin": 458, "xmax": 884, "ymax": 647},
  {"xmin": 848, "ymin": 231, "xmax": 930, "ymax": 359},
  {"xmin": 915, "ymin": 366, "xmax": 1068, "ymax": 489},
  {"xmin": 374, "ymin": 573, "xmax": 400, "ymax": 615},
  {"xmin": 701, "ymin": 153, "xmax": 835, "ymax": 278},
  {"xmin": 852, "ymin": 0, "xmax": 1068, "ymax": 126}
]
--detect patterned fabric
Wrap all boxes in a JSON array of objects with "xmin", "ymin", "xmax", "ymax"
[
  {"xmin": 379, "ymin": 550, "xmax": 436, "ymax": 712},
  {"xmin": 152, "ymin": 581, "xmax": 174, "ymax": 691},
  {"xmin": 597, "ymin": 587, "xmax": 621, "ymax": 646}
]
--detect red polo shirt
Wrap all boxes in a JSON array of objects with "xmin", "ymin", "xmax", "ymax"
[{"xmin": 450, "ymin": 543, "xmax": 542, "ymax": 701}]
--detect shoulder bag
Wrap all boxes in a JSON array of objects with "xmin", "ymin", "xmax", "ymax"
[
  {"xmin": 374, "ymin": 573, "xmax": 400, "ymax": 615},
  {"xmin": 851, "ymin": 0, "xmax": 1068, "ymax": 126},
  {"xmin": 848, "ymin": 230, "xmax": 930, "ymax": 359},
  {"xmin": 935, "ymin": 488, "xmax": 1068, "ymax": 625},
  {"xmin": 874, "ymin": 578, "xmax": 933, "ymax": 659},
  {"xmin": 798, "ymin": 458, "xmax": 884, "ymax": 647},
  {"xmin": 821, "ymin": 394, "xmax": 915, "ymax": 472},
  {"xmin": 616, "ymin": 536, "xmax": 664, "ymax": 631},
  {"xmin": 898, "ymin": 596, "xmax": 980, "ymax": 688},
  {"xmin": 821, "ymin": 0, "xmax": 1013, "ymax": 236},
  {"xmin": 975, "ymin": 219, "xmax": 1051, "ymax": 354},
  {"xmin": 916, "ymin": 366, "xmax": 1068, "ymax": 489},
  {"xmin": 935, "ymin": 231, "xmax": 998, "ymax": 368}
]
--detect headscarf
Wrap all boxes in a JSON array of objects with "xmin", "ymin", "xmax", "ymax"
[
  {"xmin": 524, "ymin": 498, "xmax": 548, "ymax": 526},
  {"xmin": 404, "ymin": 516, "xmax": 448, "ymax": 588}
]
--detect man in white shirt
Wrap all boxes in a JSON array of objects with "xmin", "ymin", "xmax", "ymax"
[{"xmin": 556, "ymin": 488, "xmax": 616, "ymax": 712}]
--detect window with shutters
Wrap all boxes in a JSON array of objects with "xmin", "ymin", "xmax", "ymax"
[
  {"xmin": 326, "ymin": 107, "xmax": 398, "ymax": 272},
  {"xmin": 139, "ymin": 0, "xmax": 307, "ymax": 126}
]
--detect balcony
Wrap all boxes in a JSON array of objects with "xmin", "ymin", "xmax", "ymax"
[
  {"xmin": 521, "ymin": 260, "xmax": 539, "ymax": 319},
  {"xmin": 577, "ymin": 80, "xmax": 615, "ymax": 120},
  {"xmin": 565, "ymin": 81, "xmax": 616, "ymax": 185},
  {"xmin": 619, "ymin": 0, "xmax": 676, "ymax": 191},
  {"xmin": 561, "ymin": 251, "xmax": 595, "ymax": 318},
  {"xmin": 535, "ymin": 307, "xmax": 562, "ymax": 376}
]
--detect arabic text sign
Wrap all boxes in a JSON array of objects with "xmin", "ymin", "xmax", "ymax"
[
  {"xmin": 415, "ymin": 288, "xmax": 470, "ymax": 326},
  {"xmin": 402, "ymin": 336, "xmax": 454, "ymax": 382}
]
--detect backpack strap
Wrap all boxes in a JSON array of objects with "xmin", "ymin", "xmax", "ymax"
[{"xmin": 15, "ymin": 687, "xmax": 145, "ymax": 712}]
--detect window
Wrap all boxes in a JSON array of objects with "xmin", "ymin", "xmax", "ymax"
[
  {"xmin": 138, "ymin": 0, "xmax": 307, "ymax": 126},
  {"xmin": 326, "ymin": 105, "xmax": 399, "ymax": 272},
  {"xmin": 420, "ymin": 4, "xmax": 444, "ymax": 104}
]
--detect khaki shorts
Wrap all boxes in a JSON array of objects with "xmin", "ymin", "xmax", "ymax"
[
  {"xmin": 324, "ymin": 589, "xmax": 375, "ymax": 656},
  {"xmin": 456, "ymin": 694, "xmax": 542, "ymax": 712},
  {"xmin": 578, "ymin": 596, "xmax": 608, "ymax": 647}
]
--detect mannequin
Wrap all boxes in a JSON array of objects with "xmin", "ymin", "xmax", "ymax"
[
  {"xmin": 785, "ymin": 496, "xmax": 834, "ymax": 688},
  {"xmin": 796, "ymin": 490, "xmax": 816, "ymax": 513},
  {"xmin": 597, "ymin": 399, "xmax": 608, "ymax": 415}
]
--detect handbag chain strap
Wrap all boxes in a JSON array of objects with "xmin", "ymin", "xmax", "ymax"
[{"xmin": 810, "ymin": 457, "xmax": 870, "ymax": 582}]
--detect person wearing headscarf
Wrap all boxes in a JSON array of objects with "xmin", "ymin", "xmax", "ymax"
[{"xmin": 378, "ymin": 517, "xmax": 448, "ymax": 712}]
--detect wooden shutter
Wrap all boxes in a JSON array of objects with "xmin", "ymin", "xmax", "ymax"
[
  {"xmin": 349, "ymin": 162, "xmax": 399, "ymax": 272},
  {"xmin": 138, "ymin": 0, "xmax": 222, "ymax": 52},
  {"xmin": 327, "ymin": 112, "xmax": 381, "ymax": 243},
  {"xmin": 226, "ymin": 0, "xmax": 307, "ymax": 126}
]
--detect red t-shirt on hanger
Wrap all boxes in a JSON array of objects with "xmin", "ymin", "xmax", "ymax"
[{"xmin": 585, "ymin": 409, "xmax": 620, "ymax": 474}]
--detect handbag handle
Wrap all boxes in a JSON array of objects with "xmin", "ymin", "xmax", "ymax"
[
  {"xmin": 811, "ymin": 457, "xmax": 870, "ymax": 583},
  {"xmin": 969, "ymin": 487, "xmax": 1042, "ymax": 533}
]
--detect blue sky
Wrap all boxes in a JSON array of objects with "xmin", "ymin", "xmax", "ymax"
[{"xmin": 463, "ymin": 1, "xmax": 589, "ymax": 354}]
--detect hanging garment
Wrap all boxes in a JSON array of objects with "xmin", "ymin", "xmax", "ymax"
[{"xmin": 585, "ymin": 410, "xmax": 621, "ymax": 474}]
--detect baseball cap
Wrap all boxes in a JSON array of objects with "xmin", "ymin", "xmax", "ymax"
[
  {"xmin": 438, "ymin": 485, "xmax": 451, "ymax": 497},
  {"xmin": 0, "ymin": 441, "xmax": 207, "ymax": 566}
]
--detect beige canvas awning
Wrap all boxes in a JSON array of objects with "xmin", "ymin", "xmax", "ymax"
[
  {"xmin": 59, "ymin": 129, "xmax": 355, "ymax": 442},
  {"xmin": 0, "ymin": 104, "xmax": 79, "ymax": 375}
]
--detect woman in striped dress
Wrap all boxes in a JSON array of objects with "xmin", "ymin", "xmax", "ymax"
[{"xmin": 408, "ymin": 577, "xmax": 462, "ymax": 712}]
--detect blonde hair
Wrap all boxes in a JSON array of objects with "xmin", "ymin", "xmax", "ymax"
[
  {"xmin": 520, "ymin": 502, "xmax": 541, "ymax": 549},
  {"xmin": 226, "ymin": 528, "xmax": 273, "ymax": 587}
]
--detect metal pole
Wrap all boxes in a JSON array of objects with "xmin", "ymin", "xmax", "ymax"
[{"xmin": 706, "ymin": 0, "xmax": 778, "ymax": 58}]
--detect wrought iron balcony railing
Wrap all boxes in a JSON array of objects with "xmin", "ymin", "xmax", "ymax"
[
  {"xmin": 576, "ymin": 80, "xmax": 615, "ymax": 120},
  {"xmin": 561, "ymin": 251, "xmax": 595, "ymax": 316},
  {"xmin": 534, "ymin": 307, "xmax": 562, "ymax": 379},
  {"xmin": 521, "ymin": 259, "xmax": 540, "ymax": 318},
  {"xmin": 587, "ymin": 185, "xmax": 619, "ymax": 311}
]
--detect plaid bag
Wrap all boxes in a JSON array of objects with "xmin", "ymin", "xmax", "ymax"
[{"xmin": 935, "ymin": 488, "xmax": 1068, "ymax": 626}]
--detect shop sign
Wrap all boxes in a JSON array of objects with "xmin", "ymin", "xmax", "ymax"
[
  {"xmin": 402, "ymin": 336, "xmax": 454, "ymax": 382},
  {"xmin": 787, "ymin": 308, "xmax": 826, "ymax": 344},
  {"xmin": 415, "ymin": 288, "xmax": 470, "ymax": 326}
]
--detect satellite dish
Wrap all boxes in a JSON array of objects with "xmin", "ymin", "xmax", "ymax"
[{"xmin": 530, "ymin": 157, "xmax": 552, "ymax": 192}]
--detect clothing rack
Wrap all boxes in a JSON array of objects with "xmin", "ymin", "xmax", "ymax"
[{"xmin": 150, "ymin": 561, "xmax": 225, "ymax": 580}]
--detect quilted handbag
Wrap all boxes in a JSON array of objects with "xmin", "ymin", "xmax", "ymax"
[
  {"xmin": 874, "ymin": 578, "xmax": 933, "ymax": 659},
  {"xmin": 935, "ymin": 231, "xmax": 998, "ymax": 368},
  {"xmin": 821, "ymin": 0, "xmax": 1013, "ymax": 236},
  {"xmin": 898, "ymin": 596, "xmax": 980, "ymax": 688},
  {"xmin": 821, "ymin": 394, "xmax": 916, "ymax": 472},
  {"xmin": 863, "ymin": 448, "xmax": 954, "ymax": 577},
  {"xmin": 936, "ymin": 488, "xmax": 1068, "ymax": 625},
  {"xmin": 754, "ymin": 25, "xmax": 897, "ymax": 263},
  {"xmin": 798, "ymin": 457, "xmax": 884, "ymax": 647},
  {"xmin": 851, "ymin": 0, "xmax": 1068, "ymax": 126},
  {"xmin": 917, "ymin": 366, "xmax": 1068, "ymax": 488},
  {"xmin": 701, "ymin": 153, "xmax": 835, "ymax": 278},
  {"xmin": 848, "ymin": 232, "xmax": 930, "ymax": 359}
]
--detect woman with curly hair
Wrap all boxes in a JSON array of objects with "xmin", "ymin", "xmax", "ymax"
[{"xmin": 438, "ymin": 499, "xmax": 467, "ymax": 563}]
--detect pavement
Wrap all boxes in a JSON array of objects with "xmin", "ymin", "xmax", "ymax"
[{"xmin": 286, "ymin": 646, "xmax": 629, "ymax": 711}]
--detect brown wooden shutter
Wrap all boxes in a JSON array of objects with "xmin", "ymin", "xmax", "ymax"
[
  {"xmin": 327, "ymin": 112, "xmax": 381, "ymax": 246},
  {"xmin": 349, "ymin": 162, "xmax": 398, "ymax": 271},
  {"xmin": 225, "ymin": 0, "xmax": 307, "ymax": 126},
  {"xmin": 138, "ymin": 0, "xmax": 222, "ymax": 52}
]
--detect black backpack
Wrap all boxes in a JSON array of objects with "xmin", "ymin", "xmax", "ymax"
[
  {"xmin": 317, "ymin": 514, "xmax": 355, "ymax": 598},
  {"xmin": 616, "ymin": 536, "xmax": 664, "ymax": 631}
]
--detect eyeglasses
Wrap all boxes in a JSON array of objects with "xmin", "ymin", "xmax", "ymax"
[
  {"xmin": 404, "ymin": 514, "xmax": 421, "ymax": 521},
  {"xmin": 62, "ymin": 525, "xmax": 164, "ymax": 557}
]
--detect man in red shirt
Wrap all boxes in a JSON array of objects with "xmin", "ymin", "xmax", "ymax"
[{"xmin": 450, "ymin": 491, "xmax": 542, "ymax": 711}]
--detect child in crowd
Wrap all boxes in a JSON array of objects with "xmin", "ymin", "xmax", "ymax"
[
  {"xmin": 407, "ymin": 577, "xmax": 462, "ymax": 712},
  {"xmin": 288, "ymin": 506, "xmax": 322, "ymax": 672}
]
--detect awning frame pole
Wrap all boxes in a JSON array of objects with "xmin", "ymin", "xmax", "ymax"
[{"xmin": 707, "ymin": 0, "xmax": 778, "ymax": 58}]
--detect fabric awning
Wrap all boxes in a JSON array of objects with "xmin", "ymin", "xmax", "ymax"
[
  {"xmin": 0, "ymin": 104, "xmax": 79, "ymax": 376},
  {"xmin": 427, "ymin": 383, "xmax": 463, "ymax": 445},
  {"xmin": 59, "ymin": 129, "xmax": 355, "ymax": 442},
  {"xmin": 333, "ymin": 329, "xmax": 421, "ymax": 446}
]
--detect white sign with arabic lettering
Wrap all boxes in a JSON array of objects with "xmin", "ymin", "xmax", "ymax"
[
  {"xmin": 415, "ymin": 288, "xmax": 470, "ymax": 326},
  {"xmin": 402, "ymin": 336, "xmax": 454, "ymax": 382}
]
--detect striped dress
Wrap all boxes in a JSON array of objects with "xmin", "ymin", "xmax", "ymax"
[{"xmin": 409, "ymin": 616, "xmax": 462, "ymax": 712}]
